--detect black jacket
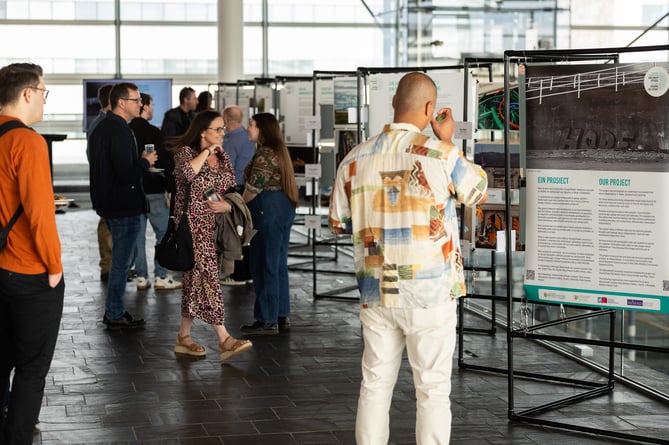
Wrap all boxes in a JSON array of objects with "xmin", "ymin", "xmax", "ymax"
[
  {"xmin": 89, "ymin": 112, "xmax": 149, "ymax": 218},
  {"xmin": 161, "ymin": 107, "xmax": 193, "ymax": 140},
  {"xmin": 130, "ymin": 117, "xmax": 176, "ymax": 194}
]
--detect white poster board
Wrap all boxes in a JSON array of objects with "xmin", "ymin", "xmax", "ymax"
[
  {"xmin": 281, "ymin": 81, "xmax": 314, "ymax": 145},
  {"xmin": 317, "ymin": 78, "xmax": 334, "ymax": 106},
  {"xmin": 237, "ymin": 86, "xmax": 254, "ymax": 128},
  {"xmin": 367, "ymin": 71, "xmax": 466, "ymax": 138},
  {"xmin": 220, "ymin": 87, "xmax": 237, "ymax": 111}
]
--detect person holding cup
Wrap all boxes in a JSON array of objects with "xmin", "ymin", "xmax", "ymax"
[{"xmin": 129, "ymin": 93, "xmax": 182, "ymax": 291}]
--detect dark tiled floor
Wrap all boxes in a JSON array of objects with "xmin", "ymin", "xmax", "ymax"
[{"xmin": 21, "ymin": 207, "xmax": 669, "ymax": 444}]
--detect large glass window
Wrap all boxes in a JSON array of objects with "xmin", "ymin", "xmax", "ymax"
[
  {"xmin": 0, "ymin": 25, "xmax": 116, "ymax": 73},
  {"xmin": 267, "ymin": 26, "xmax": 386, "ymax": 74},
  {"xmin": 1, "ymin": 0, "xmax": 115, "ymax": 20},
  {"xmin": 120, "ymin": 25, "xmax": 217, "ymax": 74},
  {"xmin": 2, "ymin": 0, "xmax": 666, "ymax": 164},
  {"xmin": 266, "ymin": 0, "xmax": 385, "ymax": 24},
  {"xmin": 570, "ymin": 0, "xmax": 669, "ymax": 60},
  {"xmin": 120, "ymin": 0, "xmax": 216, "ymax": 22}
]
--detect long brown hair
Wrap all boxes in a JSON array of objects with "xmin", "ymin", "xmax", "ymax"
[
  {"xmin": 166, "ymin": 110, "xmax": 221, "ymax": 152},
  {"xmin": 252, "ymin": 113, "xmax": 298, "ymax": 207}
]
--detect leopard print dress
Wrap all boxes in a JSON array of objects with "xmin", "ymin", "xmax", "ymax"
[{"xmin": 173, "ymin": 146, "xmax": 236, "ymax": 325}]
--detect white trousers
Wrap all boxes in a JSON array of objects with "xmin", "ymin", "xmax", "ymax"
[{"xmin": 355, "ymin": 299, "xmax": 457, "ymax": 445}]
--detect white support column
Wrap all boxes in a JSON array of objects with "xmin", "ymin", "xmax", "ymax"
[{"xmin": 218, "ymin": 0, "xmax": 244, "ymax": 83}]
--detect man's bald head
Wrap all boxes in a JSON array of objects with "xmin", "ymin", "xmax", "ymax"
[
  {"xmin": 392, "ymin": 72, "xmax": 438, "ymax": 129},
  {"xmin": 223, "ymin": 105, "xmax": 244, "ymax": 131}
]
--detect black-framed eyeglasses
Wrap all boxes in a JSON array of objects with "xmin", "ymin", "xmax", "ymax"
[
  {"xmin": 121, "ymin": 97, "xmax": 142, "ymax": 103},
  {"xmin": 207, "ymin": 127, "xmax": 225, "ymax": 134},
  {"xmin": 31, "ymin": 87, "xmax": 49, "ymax": 100}
]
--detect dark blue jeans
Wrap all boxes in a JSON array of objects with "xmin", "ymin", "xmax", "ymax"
[
  {"xmin": 105, "ymin": 215, "xmax": 141, "ymax": 320},
  {"xmin": 0, "ymin": 269, "xmax": 64, "ymax": 445},
  {"xmin": 247, "ymin": 191, "xmax": 295, "ymax": 324}
]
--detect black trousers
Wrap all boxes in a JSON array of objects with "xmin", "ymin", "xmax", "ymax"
[
  {"xmin": 0, "ymin": 269, "xmax": 64, "ymax": 445},
  {"xmin": 230, "ymin": 244, "xmax": 251, "ymax": 281},
  {"xmin": 230, "ymin": 184, "xmax": 251, "ymax": 282}
]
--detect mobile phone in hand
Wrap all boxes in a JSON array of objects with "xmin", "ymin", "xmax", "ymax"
[{"xmin": 204, "ymin": 188, "xmax": 220, "ymax": 201}]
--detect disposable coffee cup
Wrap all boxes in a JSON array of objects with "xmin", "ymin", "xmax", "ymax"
[{"xmin": 144, "ymin": 144, "xmax": 155, "ymax": 154}]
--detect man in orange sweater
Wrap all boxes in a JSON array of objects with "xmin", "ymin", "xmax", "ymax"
[{"xmin": 0, "ymin": 63, "xmax": 64, "ymax": 445}]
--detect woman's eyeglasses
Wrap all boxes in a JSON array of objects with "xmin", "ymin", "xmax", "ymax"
[{"xmin": 208, "ymin": 127, "xmax": 225, "ymax": 134}]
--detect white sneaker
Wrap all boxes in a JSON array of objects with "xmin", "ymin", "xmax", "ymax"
[
  {"xmin": 136, "ymin": 277, "xmax": 150, "ymax": 290},
  {"xmin": 220, "ymin": 276, "xmax": 246, "ymax": 286},
  {"xmin": 155, "ymin": 275, "xmax": 182, "ymax": 290}
]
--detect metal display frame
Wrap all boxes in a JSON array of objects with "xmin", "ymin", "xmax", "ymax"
[
  {"xmin": 456, "ymin": 52, "xmax": 622, "ymax": 367},
  {"xmin": 274, "ymin": 75, "xmax": 323, "ymax": 259},
  {"xmin": 503, "ymin": 44, "xmax": 669, "ymax": 445},
  {"xmin": 283, "ymin": 70, "xmax": 360, "ymax": 300},
  {"xmin": 457, "ymin": 58, "xmax": 500, "ymax": 351}
]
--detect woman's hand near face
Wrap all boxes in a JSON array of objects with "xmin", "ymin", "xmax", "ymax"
[{"xmin": 208, "ymin": 144, "xmax": 223, "ymax": 156}]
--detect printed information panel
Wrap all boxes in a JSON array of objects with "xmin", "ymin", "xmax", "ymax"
[{"xmin": 522, "ymin": 62, "xmax": 669, "ymax": 313}]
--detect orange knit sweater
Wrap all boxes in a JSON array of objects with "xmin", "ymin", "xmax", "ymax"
[{"xmin": 0, "ymin": 116, "xmax": 62, "ymax": 275}]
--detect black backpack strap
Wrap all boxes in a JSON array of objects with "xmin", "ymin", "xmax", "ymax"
[
  {"xmin": 0, "ymin": 120, "xmax": 29, "ymax": 136},
  {"xmin": 1, "ymin": 205, "xmax": 24, "ymax": 231},
  {"xmin": 0, "ymin": 120, "xmax": 30, "ymax": 233}
]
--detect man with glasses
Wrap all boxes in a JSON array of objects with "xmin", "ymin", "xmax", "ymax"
[
  {"xmin": 0, "ymin": 62, "xmax": 64, "ymax": 444},
  {"xmin": 88, "ymin": 82, "xmax": 158, "ymax": 329}
]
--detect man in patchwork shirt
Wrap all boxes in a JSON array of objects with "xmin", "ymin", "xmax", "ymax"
[{"xmin": 329, "ymin": 71, "xmax": 488, "ymax": 445}]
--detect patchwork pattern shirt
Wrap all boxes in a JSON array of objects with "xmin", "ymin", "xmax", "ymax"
[{"xmin": 329, "ymin": 123, "xmax": 488, "ymax": 308}]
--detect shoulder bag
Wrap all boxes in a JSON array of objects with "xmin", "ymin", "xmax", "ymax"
[{"xmin": 155, "ymin": 185, "xmax": 195, "ymax": 271}]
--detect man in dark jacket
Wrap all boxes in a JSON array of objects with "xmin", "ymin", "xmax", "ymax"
[
  {"xmin": 130, "ymin": 93, "xmax": 181, "ymax": 291},
  {"xmin": 161, "ymin": 86, "xmax": 197, "ymax": 141},
  {"xmin": 89, "ymin": 82, "xmax": 157, "ymax": 329}
]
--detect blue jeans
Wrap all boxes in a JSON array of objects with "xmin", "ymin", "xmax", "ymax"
[
  {"xmin": 134, "ymin": 193, "xmax": 169, "ymax": 279},
  {"xmin": 248, "ymin": 191, "xmax": 295, "ymax": 324},
  {"xmin": 105, "ymin": 215, "xmax": 141, "ymax": 320},
  {"xmin": 0, "ymin": 269, "xmax": 64, "ymax": 445}
]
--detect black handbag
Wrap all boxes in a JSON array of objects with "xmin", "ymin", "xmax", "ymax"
[{"xmin": 155, "ymin": 188, "xmax": 194, "ymax": 271}]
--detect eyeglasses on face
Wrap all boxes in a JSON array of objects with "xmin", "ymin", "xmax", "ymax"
[
  {"xmin": 31, "ymin": 87, "xmax": 49, "ymax": 100},
  {"xmin": 121, "ymin": 97, "xmax": 142, "ymax": 103},
  {"xmin": 207, "ymin": 127, "xmax": 225, "ymax": 134}
]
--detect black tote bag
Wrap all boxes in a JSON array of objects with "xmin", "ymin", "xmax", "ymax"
[{"xmin": 155, "ymin": 186, "xmax": 194, "ymax": 271}]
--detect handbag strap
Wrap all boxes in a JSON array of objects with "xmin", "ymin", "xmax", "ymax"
[
  {"xmin": 170, "ymin": 182, "xmax": 191, "ymax": 219},
  {"xmin": 0, "ymin": 120, "xmax": 30, "ymax": 233}
]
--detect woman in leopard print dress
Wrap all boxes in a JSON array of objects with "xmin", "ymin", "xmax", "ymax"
[{"xmin": 169, "ymin": 110, "xmax": 252, "ymax": 360}]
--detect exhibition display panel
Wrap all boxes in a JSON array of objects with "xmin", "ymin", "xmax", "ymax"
[{"xmin": 505, "ymin": 44, "xmax": 669, "ymax": 445}]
